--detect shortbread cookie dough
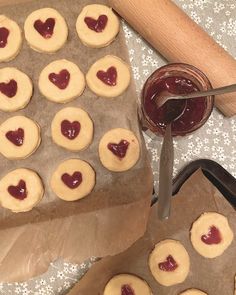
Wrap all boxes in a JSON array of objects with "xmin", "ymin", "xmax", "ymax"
[
  {"xmin": 51, "ymin": 159, "xmax": 95, "ymax": 201},
  {"xmin": 190, "ymin": 212, "xmax": 234, "ymax": 258},
  {"xmin": 76, "ymin": 4, "xmax": 119, "ymax": 48},
  {"xmin": 39, "ymin": 59, "xmax": 85, "ymax": 103},
  {"xmin": 104, "ymin": 274, "xmax": 152, "ymax": 295},
  {"xmin": 0, "ymin": 15, "xmax": 22, "ymax": 62},
  {"xmin": 0, "ymin": 116, "xmax": 41, "ymax": 159},
  {"xmin": 51, "ymin": 107, "xmax": 93, "ymax": 151},
  {"xmin": 179, "ymin": 289, "xmax": 207, "ymax": 295},
  {"xmin": 99, "ymin": 128, "xmax": 140, "ymax": 172},
  {"xmin": 24, "ymin": 8, "xmax": 68, "ymax": 53},
  {"xmin": 149, "ymin": 239, "xmax": 190, "ymax": 287},
  {"xmin": 86, "ymin": 55, "xmax": 131, "ymax": 98},
  {"xmin": 0, "ymin": 67, "xmax": 33, "ymax": 112},
  {"xmin": 0, "ymin": 168, "xmax": 44, "ymax": 212}
]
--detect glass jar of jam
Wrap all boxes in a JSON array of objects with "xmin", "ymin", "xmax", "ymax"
[{"xmin": 141, "ymin": 63, "xmax": 214, "ymax": 136}]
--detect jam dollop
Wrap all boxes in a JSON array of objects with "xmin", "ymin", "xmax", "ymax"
[
  {"xmin": 201, "ymin": 226, "xmax": 222, "ymax": 245},
  {"xmin": 34, "ymin": 18, "xmax": 55, "ymax": 39},
  {"xmin": 61, "ymin": 172, "xmax": 82, "ymax": 189},
  {"xmin": 158, "ymin": 255, "xmax": 178, "ymax": 272},
  {"xmin": 97, "ymin": 66, "xmax": 117, "ymax": 86},
  {"xmin": 49, "ymin": 69, "xmax": 70, "ymax": 90},
  {"xmin": 0, "ymin": 27, "xmax": 9, "ymax": 48},
  {"xmin": 61, "ymin": 120, "xmax": 81, "ymax": 140},
  {"xmin": 8, "ymin": 180, "xmax": 27, "ymax": 200},
  {"xmin": 143, "ymin": 76, "xmax": 207, "ymax": 136},
  {"xmin": 6, "ymin": 128, "xmax": 24, "ymax": 146},
  {"xmin": 108, "ymin": 140, "xmax": 129, "ymax": 158},
  {"xmin": 84, "ymin": 15, "xmax": 108, "ymax": 32},
  {"xmin": 0, "ymin": 79, "xmax": 17, "ymax": 98},
  {"xmin": 121, "ymin": 284, "xmax": 135, "ymax": 295}
]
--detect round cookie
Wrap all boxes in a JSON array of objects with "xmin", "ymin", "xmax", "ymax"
[
  {"xmin": 179, "ymin": 289, "xmax": 207, "ymax": 295},
  {"xmin": 51, "ymin": 107, "xmax": 93, "ymax": 151},
  {"xmin": 39, "ymin": 59, "xmax": 85, "ymax": 103},
  {"xmin": 0, "ymin": 115, "xmax": 41, "ymax": 159},
  {"xmin": 76, "ymin": 4, "xmax": 119, "ymax": 48},
  {"xmin": 0, "ymin": 168, "xmax": 44, "ymax": 213},
  {"xmin": 0, "ymin": 67, "xmax": 33, "ymax": 112},
  {"xmin": 149, "ymin": 239, "xmax": 190, "ymax": 287},
  {"xmin": 103, "ymin": 274, "xmax": 152, "ymax": 295},
  {"xmin": 190, "ymin": 212, "xmax": 234, "ymax": 258},
  {"xmin": 99, "ymin": 128, "xmax": 140, "ymax": 172},
  {"xmin": 24, "ymin": 8, "xmax": 68, "ymax": 53},
  {"xmin": 0, "ymin": 15, "xmax": 22, "ymax": 62},
  {"xmin": 50, "ymin": 159, "xmax": 95, "ymax": 201},
  {"xmin": 86, "ymin": 55, "xmax": 131, "ymax": 98}
]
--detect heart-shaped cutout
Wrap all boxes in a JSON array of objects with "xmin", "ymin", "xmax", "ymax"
[
  {"xmin": 8, "ymin": 180, "xmax": 27, "ymax": 200},
  {"xmin": 61, "ymin": 171, "xmax": 82, "ymax": 189},
  {"xmin": 34, "ymin": 18, "xmax": 55, "ymax": 39},
  {"xmin": 121, "ymin": 284, "xmax": 135, "ymax": 295},
  {"xmin": 158, "ymin": 255, "xmax": 178, "ymax": 272},
  {"xmin": 5, "ymin": 128, "xmax": 24, "ymax": 146},
  {"xmin": 0, "ymin": 79, "xmax": 17, "ymax": 98},
  {"xmin": 107, "ymin": 139, "xmax": 129, "ymax": 158},
  {"xmin": 0, "ymin": 27, "xmax": 9, "ymax": 48},
  {"xmin": 97, "ymin": 66, "xmax": 117, "ymax": 86},
  {"xmin": 49, "ymin": 69, "xmax": 70, "ymax": 90},
  {"xmin": 201, "ymin": 225, "xmax": 222, "ymax": 245},
  {"xmin": 61, "ymin": 120, "xmax": 81, "ymax": 140},
  {"xmin": 84, "ymin": 14, "xmax": 108, "ymax": 32}
]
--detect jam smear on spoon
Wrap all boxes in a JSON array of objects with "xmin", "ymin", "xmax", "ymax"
[
  {"xmin": 158, "ymin": 255, "xmax": 178, "ymax": 272},
  {"xmin": 0, "ymin": 79, "xmax": 17, "ymax": 98},
  {"xmin": 61, "ymin": 172, "xmax": 82, "ymax": 189},
  {"xmin": 8, "ymin": 180, "xmax": 27, "ymax": 200},
  {"xmin": 34, "ymin": 18, "xmax": 55, "ymax": 39},
  {"xmin": 84, "ymin": 15, "xmax": 108, "ymax": 32},
  {"xmin": 49, "ymin": 69, "xmax": 70, "ymax": 90},
  {"xmin": 0, "ymin": 27, "xmax": 9, "ymax": 48},
  {"xmin": 201, "ymin": 225, "xmax": 222, "ymax": 245},
  {"xmin": 107, "ymin": 140, "xmax": 129, "ymax": 158},
  {"xmin": 97, "ymin": 66, "xmax": 117, "ymax": 86}
]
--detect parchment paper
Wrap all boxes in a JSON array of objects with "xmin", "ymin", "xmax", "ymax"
[
  {"xmin": 69, "ymin": 169, "xmax": 236, "ymax": 295},
  {"xmin": 0, "ymin": 0, "xmax": 153, "ymax": 282}
]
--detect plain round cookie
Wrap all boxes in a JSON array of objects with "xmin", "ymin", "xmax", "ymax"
[
  {"xmin": 39, "ymin": 59, "xmax": 85, "ymax": 103},
  {"xmin": 99, "ymin": 128, "xmax": 140, "ymax": 172},
  {"xmin": 50, "ymin": 159, "xmax": 95, "ymax": 201},
  {"xmin": 0, "ymin": 15, "xmax": 22, "ymax": 62},
  {"xmin": 190, "ymin": 212, "xmax": 234, "ymax": 258},
  {"xmin": 24, "ymin": 8, "xmax": 68, "ymax": 53},
  {"xmin": 0, "ymin": 67, "xmax": 33, "ymax": 112},
  {"xmin": 76, "ymin": 4, "xmax": 119, "ymax": 48},
  {"xmin": 0, "ymin": 116, "xmax": 41, "ymax": 159},
  {"xmin": 86, "ymin": 55, "xmax": 131, "ymax": 98},
  {"xmin": 0, "ymin": 168, "xmax": 44, "ymax": 212},
  {"xmin": 103, "ymin": 274, "xmax": 152, "ymax": 295},
  {"xmin": 179, "ymin": 289, "xmax": 207, "ymax": 295},
  {"xmin": 149, "ymin": 239, "xmax": 190, "ymax": 287},
  {"xmin": 51, "ymin": 107, "xmax": 93, "ymax": 151}
]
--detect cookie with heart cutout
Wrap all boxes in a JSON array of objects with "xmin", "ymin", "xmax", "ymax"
[
  {"xmin": 50, "ymin": 159, "xmax": 95, "ymax": 201},
  {"xmin": 86, "ymin": 55, "xmax": 131, "ymax": 98},
  {"xmin": 39, "ymin": 59, "xmax": 85, "ymax": 103},
  {"xmin": 179, "ymin": 289, "xmax": 208, "ymax": 295},
  {"xmin": 24, "ymin": 8, "xmax": 68, "ymax": 53},
  {"xmin": 0, "ymin": 168, "xmax": 44, "ymax": 213},
  {"xmin": 76, "ymin": 4, "xmax": 120, "ymax": 48}
]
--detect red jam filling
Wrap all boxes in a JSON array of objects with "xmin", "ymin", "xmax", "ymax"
[
  {"xmin": 121, "ymin": 284, "xmax": 135, "ymax": 295},
  {"xmin": 5, "ymin": 128, "xmax": 24, "ymax": 146},
  {"xmin": 97, "ymin": 66, "xmax": 117, "ymax": 86},
  {"xmin": 0, "ymin": 79, "xmax": 17, "ymax": 98},
  {"xmin": 107, "ymin": 140, "xmax": 129, "ymax": 158},
  {"xmin": 158, "ymin": 255, "xmax": 178, "ymax": 272},
  {"xmin": 201, "ymin": 225, "xmax": 222, "ymax": 245},
  {"xmin": 143, "ymin": 76, "xmax": 207, "ymax": 136},
  {"xmin": 61, "ymin": 120, "xmax": 81, "ymax": 140},
  {"xmin": 8, "ymin": 180, "xmax": 27, "ymax": 200},
  {"xmin": 34, "ymin": 18, "xmax": 55, "ymax": 39},
  {"xmin": 61, "ymin": 172, "xmax": 82, "ymax": 189},
  {"xmin": 48, "ymin": 69, "xmax": 70, "ymax": 90},
  {"xmin": 0, "ymin": 27, "xmax": 9, "ymax": 48},
  {"xmin": 84, "ymin": 15, "xmax": 108, "ymax": 32}
]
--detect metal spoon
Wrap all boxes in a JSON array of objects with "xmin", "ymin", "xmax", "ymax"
[{"xmin": 156, "ymin": 83, "xmax": 236, "ymax": 109}]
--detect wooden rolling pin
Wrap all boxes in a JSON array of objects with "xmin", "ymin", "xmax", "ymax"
[{"xmin": 109, "ymin": 0, "xmax": 236, "ymax": 117}]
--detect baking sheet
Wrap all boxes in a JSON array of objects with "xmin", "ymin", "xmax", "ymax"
[
  {"xmin": 0, "ymin": 0, "xmax": 153, "ymax": 282},
  {"xmin": 69, "ymin": 169, "xmax": 236, "ymax": 294}
]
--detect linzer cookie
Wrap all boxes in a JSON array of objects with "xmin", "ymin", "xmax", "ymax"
[{"xmin": 179, "ymin": 289, "xmax": 208, "ymax": 295}]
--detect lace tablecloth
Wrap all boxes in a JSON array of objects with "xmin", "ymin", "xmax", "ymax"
[{"xmin": 1, "ymin": 0, "xmax": 235, "ymax": 294}]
